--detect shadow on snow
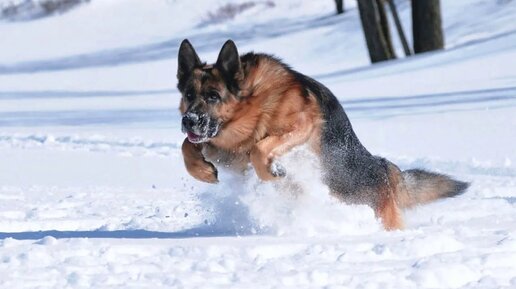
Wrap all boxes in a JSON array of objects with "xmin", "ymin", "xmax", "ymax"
[
  {"xmin": 0, "ymin": 14, "xmax": 343, "ymax": 74},
  {"xmin": 0, "ymin": 86, "xmax": 514, "ymax": 127},
  {"xmin": 0, "ymin": 89, "xmax": 175, "ymax": 100},
  {"xmin": 0, "ymin": 225, "xmax": 256, "ymax": 241}
]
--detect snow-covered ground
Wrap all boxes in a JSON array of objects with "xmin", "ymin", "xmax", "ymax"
[{"xmin": 0, "ymin": 0, "xmax": 515, "ymax": 288}]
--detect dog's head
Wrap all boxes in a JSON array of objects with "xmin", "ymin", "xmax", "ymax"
[{"xmin": 176, "ymin": 39, "xmax": 243, "ymax": 144}]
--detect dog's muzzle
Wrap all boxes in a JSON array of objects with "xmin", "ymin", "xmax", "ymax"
[{"xmin": 181, "ymin": 112, "xmax": 220, "ymax": 143}]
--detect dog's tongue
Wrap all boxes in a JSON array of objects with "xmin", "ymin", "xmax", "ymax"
[{"xmin": 187, "ymin": 131, "xmax": 200, "ymax": 142}]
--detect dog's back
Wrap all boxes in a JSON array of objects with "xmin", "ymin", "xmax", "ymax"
[{"xmin": 290, "ymin": 71, "xmax": 469, "ymax": 229}]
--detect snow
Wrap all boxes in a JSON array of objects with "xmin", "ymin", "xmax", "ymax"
[{"xmin": 1, "ymin": 0, "xmax": 516, "ymax": 288}]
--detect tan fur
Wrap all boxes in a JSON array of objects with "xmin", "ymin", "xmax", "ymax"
[
  {"xmin": 375, "ymin": 162, "xmax": 406, "ymax": 230},
  {"xmin": 181, "ymin": 139, "xmax": 218, "ymax": 183},
  {"xmin": 376, "ymin": 193, "xmax": 404, "ymax": 230},
  {"xmin": 186, "ymin": 56, "xmax": 323, "ymax": 180}
]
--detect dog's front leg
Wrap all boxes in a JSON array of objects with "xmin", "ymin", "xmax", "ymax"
[
  {"xmin": 250, "ymin": 136, "xmax": 287, "ymax": 181},
  {"xmin": 250, "ymin": 126, "xmax": 313, "ymax": 181},
  {"xmin": 182, "ymin": 138, "xmax": 218, "ymax": 183}
]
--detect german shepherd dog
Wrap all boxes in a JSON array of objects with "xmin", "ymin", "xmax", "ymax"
[{"xmin": 177, "ymin": 39, "xmax": 469, "ymax": 230}]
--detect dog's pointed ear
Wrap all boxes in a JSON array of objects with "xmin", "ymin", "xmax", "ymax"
[
  {"xmin": 216, "ymin": 40, "xmax": 242, "ymax": 81},
  {"xmin": 177, "ymin": 39, "xmax": 201, "ymax": 82}
]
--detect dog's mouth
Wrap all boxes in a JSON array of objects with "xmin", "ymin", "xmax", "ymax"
[{"xmin": 186, "ymin": 131, "xmax": 206, "ymax": 143}]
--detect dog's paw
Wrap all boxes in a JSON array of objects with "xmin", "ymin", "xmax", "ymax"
[
  {"xmin": 269, "ymin": 161, "xmax": 286, "ymax": 178},
  {"xmin": 189, "ymin": 161, "xmax": 219, "ymax": 184}
]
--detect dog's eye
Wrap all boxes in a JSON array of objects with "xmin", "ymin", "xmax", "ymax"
[
  {"xmin": 185, "ymin": 90, "xmax": 195, "ymax": 101},
  {"xmin": 206, "ymin": 91, "xmax": 221, "ymax": 103}
]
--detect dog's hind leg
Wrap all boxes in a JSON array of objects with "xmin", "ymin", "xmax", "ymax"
[
  {"xmin": 374, "ymin": 162, "xmax": 406, "ymax": 230},
  {"xmin": 375, "ymin": 190, "xmax": 404, "ymax": 230}
]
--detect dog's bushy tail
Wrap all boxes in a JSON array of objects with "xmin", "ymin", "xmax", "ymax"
[{"xmin": 397, "ymin": 169, "xmax": 469, "ymax": 209}]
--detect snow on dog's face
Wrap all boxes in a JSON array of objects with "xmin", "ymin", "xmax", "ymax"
[{"xmin": 177, "ymin": 39, "xmax": 243, "ymax": 144}]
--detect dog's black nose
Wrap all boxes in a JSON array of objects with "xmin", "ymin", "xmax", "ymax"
[{"xmin": 182, "ymin": 113, "xmax": 199, "ymax": 130}]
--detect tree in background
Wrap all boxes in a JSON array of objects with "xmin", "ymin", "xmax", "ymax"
[
  {"xmin": 376, "ymin": 0, "xmax": 395, "ymax": 57},
  {"xmin": 412, "ymin": 0, "xmax": 444, "ymax": 53},
  {"xmin": 357, "ymin": 0, "xmax": 396, "ymax": 63},
  {"xmin": 334, "ymin": 0, "xmax": 344, "ymax": 14},
  {"xmin": 386, "ymin": 0, "xmax": 411, "ymax": 56}
]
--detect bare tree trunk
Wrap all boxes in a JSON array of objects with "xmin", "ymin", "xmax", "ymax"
[
  {"xmin": 334, "ymin": 0, "xmax": 344, "ymax": 14},
  {"xmin": 376, "ymin": 0, "xmax": 395, "ymax": 58},
  {"xmin": 357, "ymin": 0, "xmax": 395, "ymax": 63},
  {"xmin": 386, "ymin": 0, "xmax": 411, "ymax": 56},
  {"xmin": 412, "ymin": 0, "xmax": 444, "ymax": 53}
]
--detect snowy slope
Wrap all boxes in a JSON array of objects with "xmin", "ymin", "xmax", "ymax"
[{"xmin": 0, "ymin": 0, "xmax": 515, "ymax": 288}]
